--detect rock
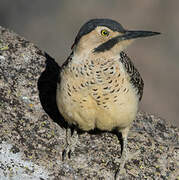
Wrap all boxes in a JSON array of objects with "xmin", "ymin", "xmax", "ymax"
[{"xmin": 0, "ymin": 26, "xmax": 178, "ymax": 180}]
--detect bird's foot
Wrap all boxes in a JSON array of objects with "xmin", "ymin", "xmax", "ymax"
[
  {"xmin": 115, "ymin": 170, "xmax": 126, "ymax": 180},
  {"xmin": 62, "ymin": 128, "xmax": 78, "ymax": 161},
  {"xmin": 114, "ymin": 150, "xmax": 140, "ymax": 180},
  {"xmin": 62, "ymin": 145, "xmax": 72, "ymax": 161},
  {"xmin": 114, "ymin": 155, "xmax": 127, "ymax": 180}
]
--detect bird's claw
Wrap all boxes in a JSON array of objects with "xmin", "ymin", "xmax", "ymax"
[
  {"xmin": 62, "ymin": 147, "xmax": 72, "ymax": 161},
  {"xmin": 115, "ymin": 169, "xmax": 126, "ymax": 180},
  {"xmin": 62, "ymin": 128, "xmax": 78, "ymax": 161}
]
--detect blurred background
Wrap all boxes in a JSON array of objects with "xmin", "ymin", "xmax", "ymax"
[{"xmin": 0, "ymin": 0, "xmax": 178, "ymax": 127}]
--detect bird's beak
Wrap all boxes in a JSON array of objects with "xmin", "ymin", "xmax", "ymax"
[
  {"xmin": 94, "ymin": 30, "xmax": 160, "ymax": 53},
  {"xmin": 117, "ymin": 30, "xmax": 160, "ymax": 41}
]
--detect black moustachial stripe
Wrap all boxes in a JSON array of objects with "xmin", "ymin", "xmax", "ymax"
[{"xmin": 94, "ymin": 36, "xmax": 119, "ymax": 53}]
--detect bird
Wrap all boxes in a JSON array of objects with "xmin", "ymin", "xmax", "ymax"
[{"xmin": 56, "ymin": 18, "xmax": 160, "ymax": 179}]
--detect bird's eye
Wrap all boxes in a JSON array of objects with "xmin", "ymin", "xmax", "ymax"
[{"xmin": 101, "ymin": 29, "xmax": 109, "ymax": 36}]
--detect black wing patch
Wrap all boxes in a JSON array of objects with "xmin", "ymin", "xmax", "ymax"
[{"xmin": 119, "ymin": 51, "xmax": 144, "ymax": 101}]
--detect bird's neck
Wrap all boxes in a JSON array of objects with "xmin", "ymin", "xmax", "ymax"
[
  {"xmin": 71, "ymin": 49, "xmax": 120, "ymax": 66},
  {"xmin": 60, "ymin": 50, "xmax": 122, "ymax": 82}
]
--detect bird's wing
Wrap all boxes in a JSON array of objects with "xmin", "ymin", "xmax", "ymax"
[{"xmin": 119, "ymin": 51, "xmax": 144, "ymax": 101}]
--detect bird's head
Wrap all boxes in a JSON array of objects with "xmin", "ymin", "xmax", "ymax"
[{"xmin": 72, "ymin": 19, "xmax": 160, "ymax": 56}]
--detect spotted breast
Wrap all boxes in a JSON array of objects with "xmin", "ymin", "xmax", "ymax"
[{"xmin": 56, "ymin": 51, "xmax": 143, "ymax": 131}]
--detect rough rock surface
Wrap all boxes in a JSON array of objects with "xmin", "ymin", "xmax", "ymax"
[{"xmin": 0, "ymin": 26, "xmax": 178, "ymax": 180}]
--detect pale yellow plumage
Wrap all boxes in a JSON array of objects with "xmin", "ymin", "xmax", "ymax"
[
  {"xmin": 57, "ymin": 52, "xmax": 138, "ymax": 131},
  {"xmin": 56, "ymin": 18, "xmax": 160, "ymax": 179}
]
